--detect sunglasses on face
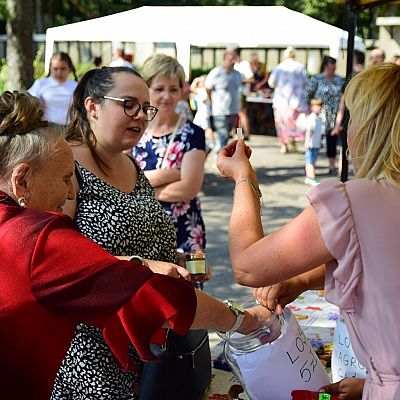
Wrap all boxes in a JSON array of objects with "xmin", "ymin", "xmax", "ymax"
[{"xmin": 101, "ymin": 96, "xmax": 158, "ymax": 121}]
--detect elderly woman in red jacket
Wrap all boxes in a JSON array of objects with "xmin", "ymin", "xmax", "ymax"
[{"xmin": 0, "ymin": 91, "xmax": 270, "ymax": 400}]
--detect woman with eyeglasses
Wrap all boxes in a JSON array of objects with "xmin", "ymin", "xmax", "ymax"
[
  {"xmin": 54, "ymin": 66, "xmax": 190, "ymax": 399},
  {"xmin": 132, "ymin": 54, "xmax": 210, "ymax": 400},
  {"xmin": 134, "ymin": 54, "xmax": 207, "ymax": 255}
]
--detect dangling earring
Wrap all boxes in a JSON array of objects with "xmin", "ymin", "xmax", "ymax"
[{"xmin": 17, "ymin": 196, "xmax": 27, "ymax": 207}]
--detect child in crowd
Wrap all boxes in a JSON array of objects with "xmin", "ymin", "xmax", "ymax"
[
  {"xmin": 304, "ymin": 98, "xmax": 324, "ymax": 186},
  {"xmin": 28, "ymin": 52, "xmax": 77, "ymax": 125},
  {"xmin": 190, "ymin": 75, "xmax": 215, "ymax": 154}
]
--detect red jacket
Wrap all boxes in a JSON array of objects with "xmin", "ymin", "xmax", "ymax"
[{"xmin": 0, "ymin": 192, "xmax": 196, "ymax": 399}]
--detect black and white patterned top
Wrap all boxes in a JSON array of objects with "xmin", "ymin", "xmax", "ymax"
[
  {"xmin": 304, "ymin": 73, "xmax": 346, "ymax": 132},
  {"xmin": 51, "ymin": 159, "xmax": 177, "ymax": 400}
]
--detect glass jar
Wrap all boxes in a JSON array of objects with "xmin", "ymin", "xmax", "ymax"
[
  {"xmin": 217, "ymin": 296, "xmax": 283, "ymax": 397},
  {"xmin": 185, "ymin": 252, "xmax": 207, "ymax": 275},
  {"xmin": 217, "ymin": 296, "xmax": 330, "ymax": 400}
]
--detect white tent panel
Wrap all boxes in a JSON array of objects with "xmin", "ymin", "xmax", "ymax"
[{"xmin": 45, "ymin": 6, "xmax": 364, "ymax": 76}]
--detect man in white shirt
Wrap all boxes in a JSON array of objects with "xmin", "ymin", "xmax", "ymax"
[
  {"xmin": 205, "ymin": 49, "xmax": 242, "ymax": 153},
  {"xmin": 109, "ymin": 48, "xmax": 136, "ymax": 70}
]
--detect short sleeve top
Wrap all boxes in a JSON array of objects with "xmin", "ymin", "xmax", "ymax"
[
  {"xmin": 28, "ymin": 77, "xmax": 77, "ymax": 125},
  {"xmin": 134, "ymin": 120, "xmax": 207, "ymax": 252},
  {"xmin": 307, "ymin": 178, "xmax": 400, "ymax": 394},
  {"xmin": 205, "ymin": 66, "xmax": 242, "ymax": 116}
]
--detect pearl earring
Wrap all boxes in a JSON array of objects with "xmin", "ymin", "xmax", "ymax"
[{"xmin": 17, "ymin": 196, "xmax": 27, "ymax": 207}]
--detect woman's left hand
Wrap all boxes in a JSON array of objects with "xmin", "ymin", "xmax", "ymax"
[
  {"xmin": 331, "ymin": 123, "xmax": 343, "ymax": 136},
  {"xmin": 216, "ymin": 139, "xmax": 255, "ymax": 182}
]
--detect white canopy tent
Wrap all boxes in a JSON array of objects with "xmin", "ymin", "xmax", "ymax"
[{"xmin": 45, "ymin": 6, "xmax": 364, "ymax": 77}]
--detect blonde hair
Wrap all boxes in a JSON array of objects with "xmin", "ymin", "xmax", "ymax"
[
  {"xmin": 141, "ymin": 53, "xmax": 185, "ymax": 88},
  {"xmin": 310, "ymin": 98, "xmax": 323, "ymax": 106},
  {"xmin": 0, "ymin": 91, "xmax": 65, "ymax": 186},
  {"xmin": 283, "ymin": 46, "xmax": 296, "ymax": 59},
  {"xmin": 344, "ymin": 62, "xmax": 400, "ymax": 188}
]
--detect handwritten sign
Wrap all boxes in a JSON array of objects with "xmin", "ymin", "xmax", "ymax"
[
  {"xmin": 331, "ymin": 318, "xmax": 366, "ymax": 382},
  {"xmin": 286, "ymin": 326, "xmax": 320, "ymax": 383},
  {"xmin": 235, "ymin": 309, "xmax": 330, "ymax": 399}
]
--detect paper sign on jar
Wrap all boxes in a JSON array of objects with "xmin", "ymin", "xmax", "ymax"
[
  {"xmin": 331, "ymin": 317, "xmax": 366, "ymax": 382},
  {"xmin": 235, "ymin": 309, "xmax": 330, "ymax": 400}
]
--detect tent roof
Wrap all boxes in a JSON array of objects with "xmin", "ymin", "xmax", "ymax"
[{"xmin": 46, "ymin": 6, "xmax": 362, "ymax": 49}]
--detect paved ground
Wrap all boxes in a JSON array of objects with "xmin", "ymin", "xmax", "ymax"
[{"xmin": 201, "ymin": 134, "xmax": 334, "ymax": 303}]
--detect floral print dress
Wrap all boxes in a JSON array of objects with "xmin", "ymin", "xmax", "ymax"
[
  {"xmin": 304, "ymin": 73, "xmax": 346, "ymax": 133},
  {"xmin": 134, "ymin": 119, "xmax": 206, "ymax": 252}
]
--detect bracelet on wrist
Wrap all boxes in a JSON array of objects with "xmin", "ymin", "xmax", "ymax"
[{"xmin": 235, "ymin": 178, "xmax": 262, "ymax": 199}]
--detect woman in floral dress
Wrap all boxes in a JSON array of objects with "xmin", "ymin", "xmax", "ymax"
[
  {"xmin": 134, "ymin": 54, "xmax": 207, "ymax": 253},
  {"xmin": 304, "ymin": 55, "xmax": 346, "ymax": 174}
]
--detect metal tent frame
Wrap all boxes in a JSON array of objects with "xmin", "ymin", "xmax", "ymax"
[{"xmin": 340, "ymin": 0, "xmax": 399, "ymax": 181}]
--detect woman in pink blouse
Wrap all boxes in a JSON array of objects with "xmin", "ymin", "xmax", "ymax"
[{"xmin": 217, "ymin": 63, "xmax": 400, "ymax": 400}]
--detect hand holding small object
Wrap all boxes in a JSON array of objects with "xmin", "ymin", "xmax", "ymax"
[
  {"xmin": 253, "ymin": 279, "xmax": 305, "ymax": 315},
  {"xmin": 145, "ymin": 259, "xmax": 191, "ymax": 280},
  {"xmin": 216, "ymin": 140, "xmax": 254, "ymax": 182}
]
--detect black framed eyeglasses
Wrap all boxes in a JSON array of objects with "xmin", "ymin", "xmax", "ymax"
[{"xmin": 101, "ymin": 96, "xmax": 158, "ymax": 121}]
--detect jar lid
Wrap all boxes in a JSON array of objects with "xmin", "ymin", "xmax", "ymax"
[{"xmin": 188, "ymin": 252, "xmax": 206, "ymax": 260}]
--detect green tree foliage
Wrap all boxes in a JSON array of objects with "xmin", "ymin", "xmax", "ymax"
[
  {"xmin": 0, "ymin": 2, "xmax": 6, "ymax": 18},
  {"xmin": 52, "ymin": 0, "xmax": 134, "ymax": 26}
]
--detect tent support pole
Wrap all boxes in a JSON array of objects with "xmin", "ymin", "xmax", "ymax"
[{"xmin": 341, "ymin": 2, "xmax": 357, "ymax": 183}]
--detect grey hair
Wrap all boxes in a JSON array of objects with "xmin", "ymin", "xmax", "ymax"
[{"xmin": 0, "ymin": 124, "xmax": 65, "ymax": 186}]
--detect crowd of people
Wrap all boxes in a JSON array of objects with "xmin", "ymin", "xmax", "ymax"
[{"xmin": 1, "ymin": 43, "xmax": 399, "ymax": 400}]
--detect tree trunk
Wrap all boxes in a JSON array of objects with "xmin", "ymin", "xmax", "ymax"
[{"xmin": 6, "ymin": 0, "xmax": 34, "ymax": 90}]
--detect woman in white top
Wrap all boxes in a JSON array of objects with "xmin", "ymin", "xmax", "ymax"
[{"xmin": 28, "ymin": 52, "xmax": 78, "ymax": 125}]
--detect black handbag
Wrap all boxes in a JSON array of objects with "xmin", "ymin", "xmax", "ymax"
[{"xmin": 138, "ymin": 329, "xmax": 211, "ymax": 400}]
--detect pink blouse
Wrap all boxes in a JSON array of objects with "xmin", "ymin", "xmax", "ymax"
[{"xmin": 308, "ymin": 178, "xmax": 400, "ymax": 399}]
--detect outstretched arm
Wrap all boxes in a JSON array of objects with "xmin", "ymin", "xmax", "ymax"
[
  {"xmin": 188, "ymin": 289, "xmax": 273, "ymax": 334},
  {"xmin": 217, "ymin": 140, "xmax": 333, "ymax": 288}
]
